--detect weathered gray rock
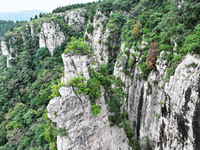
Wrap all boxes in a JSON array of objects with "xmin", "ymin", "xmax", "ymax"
[
  {"xmin": 64, "ymin": 9, "xmax": 86, "ymax": 32},
  {"xmin": 39, "ymin": 21, "xmax": 65, "ymax": 55},
  {"xmin": 47, "ymin": 54, "xmax": 130, "ymax": 150},
  {"xmin": 1, "ymin": 41, "xmax": 13, "ymax": 67},
  {"xmin": 85, "ymin": 12, "xmax": 109, "ymax": 64},
  {"xmin": 126, "ymin": 54, "xmax": 200, "ymax": 150}
]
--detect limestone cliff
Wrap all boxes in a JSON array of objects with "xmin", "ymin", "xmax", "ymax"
[
  {"xmin": 127, "ymin": 54, "xmax": 200, "ymax": 150},
  {"xmin": 64, "ymin": 9, "xmax": 86, "ymax": 32},
  {"xmin": 114, "ymin": 44, "xmax": 200, "ymax": 149},
  {"xmin": 45, "ymin": 8, "xmax": 200, "ymax": 150},
  {"xmin": 1, "ymin": 1, "xmax": 200, "ymax": 149},
  {"xmin": 1, "ymin": 41, "xmax": 13, "ymax": 67},
  {"xmin": 39, "ymin": 21, "xmax": 65, "ymax": 55},
  {"xmin": 85, "ymin": 11, "xmax": 109, "ymax": 64},
  {"xmin": 0, "ymin": 9, "xmax": 86, "ymax": 67},
  {"xmin": 47, "ymin": 54, "xmax": 130, "ymax": 150}
]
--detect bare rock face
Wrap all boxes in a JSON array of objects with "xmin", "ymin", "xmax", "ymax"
[
  {"xmin": 47, "ymin": 54, "xmax": 130, "ymax": 150},
  {"xmin": 85, "ymin": 12, "xmax": 109, "ymax": 64},
  {"xmin": 64, "ymin": 9, "xmax": 86, "ymax": 32},
  {"xmin": 39, "ymin": 21, "xmax": 65, "ymax": 55},
  {"xmin": 1, "ymin": 41, "xmax": 13, "ymax": 67},
  {"xmin": 0, "ymin": 30, "xmax": 26, "ymax": 68},
  {"xmin": 126, "ymin": 54, "xmax": 200, "ymax": 149},
  {"xmin": 113, "ymin": 42, "xmax": 133, "ymax": 94}
]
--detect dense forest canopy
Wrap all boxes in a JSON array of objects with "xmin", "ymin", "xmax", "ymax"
[
  {"xmin": 0, "ymin": 0, "xmax": 199, "ymax": 149},
  {"xmin": 0, "ymin": 20, "xmax": 17, "ymax": 56},
  {"xmin": 0, "ymin": 20, "xmax": 16, "ymax": 39}
]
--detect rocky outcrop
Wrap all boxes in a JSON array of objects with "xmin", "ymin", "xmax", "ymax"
[
  {"xmin": 64, "ymin": 9, "xmax": 86, "ymax": 32},
  {"xmin": 1, "ymin": 5, "xmax": 199, "ymax": 150},
  {"xmin": 126, "ymin": 54, "xmax": 200, "ymax": 150},
  {"xmin": 39, "ymin": 21, "xmax": 65, "ymax": 55},
  {"xmin": 85, "ymin": 12, "xmax": 109, "ymax": 64},
  {"xmin": 39, "ymin": 9, "xmax": 86, "ymax": 55},
  {"xmin": 47, "ymin": 53, "xmax": 130, "ymax": 150},
  {"xmin": 1, "ymin": 41, "xmax": 13, "ymax": 67},
  {"xmin": 0, "ymin": 30, "xmax": 27, "ymax": 67}
]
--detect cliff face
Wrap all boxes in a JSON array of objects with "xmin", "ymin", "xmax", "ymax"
[
  {"xmin": 1, "ymin": 41, "xmax": 12, "ymax": 67},
  {"xmin": 126, "ymin": 54, "xmax": 200, "ymax": 150},
  {"xmin": 39, "ymin": 22, "xmax": 65, "ymax": 55},
  {"xmin": 0, "ymin": 9, "xmax": 86, "ymax": 67},
  {"xmin": 84, "ymin": 11, "xmax": 109, "ymax": 64},
  {"xmin": 47, "ymin": 54, "xmax": 130, "ymax": 150},
  {"xmin": 45, "ymin": 8, "xmax": 200, "ymax": 150},
  {"xmin": 1, "ymin": 1, "xmax": 200, "ymax": 149}
]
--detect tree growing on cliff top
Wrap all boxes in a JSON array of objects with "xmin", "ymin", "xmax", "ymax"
[{"xmin": 64, "ymin": 37, "xmax": 92, "ymax": 54}]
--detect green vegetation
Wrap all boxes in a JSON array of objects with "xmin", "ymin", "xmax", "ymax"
[
  {"xmin": 64, "ymin": 37, "xmax": 92, "ymax": 54},
  {"xmin": 88, "ymin": 66, "xmax": 140, "ymax": 148},
  {"xmin": 87, "ymin": 24, "xmax": 94, "ymax": 35},
  {"xmin": 180, "ymin": 24, "xmax": 200, "ymax": 55},
  {"xmin": 0, "ymin": 20, "xmax": 16, "ymax": 38},
  {"xmin": 146, "ymin": 81, "xmax": 152, "ymax": 96},
  {"xmin": 0, "ymin": 20, "xmax": 19, "ymax": 54},
  {"xmin": 185, "ymin": 62, "xmax": 198, "ymax": 68},
  {"xmin": 52, "ymin": 2, "xmax": 100, "ymax": 13},
  {"xmin": 49, "ymin": 80, "xmax": 66, "ymax": 99},
  {"xmin": 91, "ymin": 104, "xmax": 102, "ymax": 116},
  {"xmin": 67, "ymin": 76, "xmax": 89, "ymax": 94},
  {"xmin": 87, "ymin": 78, "xmax": 101, "ymax": 105},
  {"xmin": 0, "ymin": 0, "xmax": 199, "ymax": 149},
  {"xmin": 0, "ymin": 7, "xmax": 83, "ymax": 149},
  {"xmin": 67, "ymin": 75, "xmax": 102, "ymax": 116},
  {"xmin": 105, "ymin": 12, "xmax": 126, "ymax": 74}
]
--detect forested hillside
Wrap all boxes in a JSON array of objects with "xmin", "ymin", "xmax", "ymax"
[
  {"xmin": 0, "ymin": 0, "xmax": 199, "ymax": 150},
  {"xmin": 0, "ymin": 20, "xmax": 16, "ymax": 39},
  {"xmin": 0, "ymin": 20, "xmax": 25, "ymax": 55}
]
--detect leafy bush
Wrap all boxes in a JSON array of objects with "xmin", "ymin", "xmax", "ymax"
[
  {"xmin": 57, "ymin": 128, "xmax": 68, "ymax": 137},
  {"xmin": 64, "ymin": 37, "xmax": 92, "ymax": 54},
  {"xmin": 108, "ymin": 88, "xmax": 126, "ymax": 126},
  {"xmin": 133, "ymin": 20, "xmax": 142, "ymax": 40},
  {"xmin": 166, "ymin": 67, "xmax": 175, "ymax": 81},
  {"xmin": 140, "ymin": 62, "xmax": 150, "ymax": 80},
  {"xmin": 87, "ymin": 78, "xmax": 101, "ymax": 105},
  {"xmin": 0, "ymin": 122, "xmax": 7, "ymax": 145},
  {"xmin": 67, "ymin": 76, "xmax": 89, "ymax": 94},
  {"xmin": 49, "ymin": 80, "xmax": 66, "ymax": 99},
  {"xmin": 91, "ymin": 104, "xmax": 102, "ymax": 116},
  {"xmin": 87, "ymin": 24, "xmax": 94, "ymax": 35},
  {"xmin": 171, "ymin": 54, "xmax": 183, "ymax": 64},
  {"xmin": 180, "ymin": 24, "xmax": 200, "ymax": 55},
  {"xmin": 159, "ymin": 44, "xmax": 172, "ymax": 52},
  {"xmin": 52, "ymin": 2, "xmax": 99, "ymax": 13},
  {"xmin": 23, "ymin": 109, "xmax": 35, "ymax": 124},
  {"xmin": 33, "ymin": 47, "xmax": 51, "ymax": 68},
  {"xmin": 44, "ymin": 112, "xmax": 57, "ymax": 150},
  {"xmin": 67, "ymin": 74, "xmax": 103, "ymax": 116}
]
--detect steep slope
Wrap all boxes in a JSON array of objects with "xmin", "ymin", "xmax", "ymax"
[
  {"xmin": 0, "ymin": 0, "xmax": 200, "ymax": 150},
  {"xmin": 0, "ymin": 8, "xmax": 87, "ymax": 150},
  {"xmin": 47, "ymin": 53, "xmax": 130, "ymax": 150}
]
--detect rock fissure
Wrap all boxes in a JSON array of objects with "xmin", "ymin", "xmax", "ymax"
[
  {"xmin": 136, "ymin": 87, "xmax": 144, "ymax": 139},
  {"xmin": 72, "ymin": 87, "xmax": 83, "ymax": 103}
]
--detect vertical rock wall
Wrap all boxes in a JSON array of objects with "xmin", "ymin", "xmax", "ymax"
[
  {"xmin": 85, "ymin": 12, "xmax": 109, "ymax": 64},
  {"xmin": 1, "ymin": 41, "xmax": 13, "ymax": 67},
  {"xmin": 47, "ymin": 53, "xmax": 130, "ymax": 150},
  {"xmin": 39, "ymin": 21, "xmax": 65, "ymax": 55},
  {"xmin": 125, "ymin": 54, "xmax": 200, "ymax": 150}
]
